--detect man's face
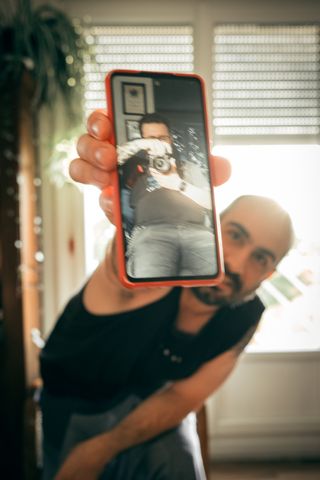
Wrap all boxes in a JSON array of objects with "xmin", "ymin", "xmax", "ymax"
[
  {"xmin": 193, "ymin": 197, "xmax": 291, "ymax": 306},
  {"xmin": 141, "ymin": 122, "xmax": 172, "ymax": 144}
]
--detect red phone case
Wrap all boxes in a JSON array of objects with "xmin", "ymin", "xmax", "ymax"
[{"xmin": 105, "ymin": 69, "xmax": 224, "ymax": 288}]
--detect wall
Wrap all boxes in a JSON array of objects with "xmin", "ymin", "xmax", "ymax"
[{"xmin": 207, "ymin": 352, "xmax": 320, "ymax": 460}]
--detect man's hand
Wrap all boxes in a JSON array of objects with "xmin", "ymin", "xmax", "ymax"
[
  {"xmin": 69, "ymin": 110, "xmax": 231, "ymax": 223},
  {"xmin": 55, "ymin": 434, "xmax": 113, "ymax": 480},
  {"xmin": 70, "ymin": 110, "xmax": 117, "ymax": 191}
]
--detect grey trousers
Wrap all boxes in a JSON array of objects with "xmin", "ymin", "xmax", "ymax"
[
  {"xmin": 127, "ymin": 224, "xmax": 217, "ymax": 279},
  {"xmin": 41, "ymin": 391, "xmax": 206, "ymax": 480}
]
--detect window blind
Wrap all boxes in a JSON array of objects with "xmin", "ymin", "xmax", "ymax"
[
  {"xmin": 212, "ymin": 24, "xmax": 320, "ymax": 142},
  {"xmin": 83, "ymin": 25, "xmax": 194, "ymax": 114}
]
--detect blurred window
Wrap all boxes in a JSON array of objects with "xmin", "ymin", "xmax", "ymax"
[
  {"xmin": 212, "ymin": 24, "xmax": 320, "ymax": 351},
  {"xmin": 83, "ymin": 25, "xmax": 194, "ymax": 114}
]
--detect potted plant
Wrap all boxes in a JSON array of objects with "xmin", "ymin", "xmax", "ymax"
[{"xmin": 0, "ymin": 0, "xmax": 84, "ymax": 119}]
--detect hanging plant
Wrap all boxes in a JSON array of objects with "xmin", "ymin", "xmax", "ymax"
[
  {"xmin": 0, "ymin": 0, "xmax": 85, "ymax": 121},
  {"xmin": 0, "ymin": 0, "xmax": 88, "ymax": 186}
]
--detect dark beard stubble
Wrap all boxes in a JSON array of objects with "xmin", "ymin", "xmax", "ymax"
[{"xmin": 191, "ymin": 265, "xmax": 243, "ymax": 306}]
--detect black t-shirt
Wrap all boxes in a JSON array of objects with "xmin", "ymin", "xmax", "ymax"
[{"xmin": 40, "ymin": 287, "xmax": 264, "ymax": 402}]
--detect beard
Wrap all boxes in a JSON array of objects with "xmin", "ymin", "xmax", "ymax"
[{"xmin": 191, "ymin": 264, "xmax": 243, "ymax": 306}]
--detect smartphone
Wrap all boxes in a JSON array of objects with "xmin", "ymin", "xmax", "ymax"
[{"xmin": 105, "ymin": 70, "xmax": 224, "ymax": 288}]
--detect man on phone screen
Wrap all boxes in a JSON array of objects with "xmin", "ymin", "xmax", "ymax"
[{"xmin": 118, "ymin": 112, "xmax": 217, "ymax": 279}]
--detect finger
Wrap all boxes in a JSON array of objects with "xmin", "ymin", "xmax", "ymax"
[
  {"xmin": 77, "ymin": 134, "xmax": 117, "ymax": 172},
  {"xmin": 210, "ymin": 155, "xmax": 232, "ymax": 186},
  {"xmin": 86, "ymin": 109, "xmax": 112, "ymax": 141},
  {"xmin": 69, "ymin": 158, "xmax": 112, "ymax": 189},
  {"xmin": 99, "ymin": 190, "xmax": 115, "ymax": 224}
]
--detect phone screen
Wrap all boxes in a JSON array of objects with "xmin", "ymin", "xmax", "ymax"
[{"xmin": 108, "ymin": 71, "xmax": 222, "ymax": 285}]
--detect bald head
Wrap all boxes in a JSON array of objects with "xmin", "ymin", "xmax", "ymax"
[{"xmin": 221, "ymin": 195, "xmax": 294, "ymax": 264}]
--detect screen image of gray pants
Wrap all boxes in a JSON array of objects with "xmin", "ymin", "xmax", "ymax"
[{"xmin": 127, "ymin": 224, "xmax": 217, "ymax": 279}]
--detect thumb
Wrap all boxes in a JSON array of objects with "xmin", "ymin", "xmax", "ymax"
[{"xmin": 99, "ymin": 186, "xmax": 115, "ymax": 224}]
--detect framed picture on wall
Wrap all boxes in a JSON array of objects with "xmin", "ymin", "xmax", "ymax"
[{"xmin": 122, "ymin": 83, "xmax": 146, "ymax": 115}]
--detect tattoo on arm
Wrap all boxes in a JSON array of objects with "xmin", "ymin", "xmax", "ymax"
[{"xmin": 233, "ymin": 324, "xmax": 258, "ymax": 356}]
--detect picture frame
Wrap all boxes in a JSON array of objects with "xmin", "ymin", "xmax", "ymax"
[{"xmin": 122, "ymin": 82, "xmax": 146, "ymax": 115}]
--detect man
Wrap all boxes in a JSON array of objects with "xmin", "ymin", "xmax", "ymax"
[
  {"xmin": 118, "ymin": 113, "xmax": 175, "ymax": 232},
  {"xmin": 117, "ymin": 113, "xmax": 216, "ymax": 278},
  {"xmin": 40, "ymin": 111, "xmax": 294, "ymax": 480}
]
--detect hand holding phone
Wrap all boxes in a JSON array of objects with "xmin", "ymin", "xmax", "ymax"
[{"xmin": 105, "ymin": 70, "xmax": 224, "ymax": 288}]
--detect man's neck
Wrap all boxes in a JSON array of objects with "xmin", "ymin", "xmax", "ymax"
[
  {"xmin": 190, "ymin": 287, "xmax": 223, "ymax": 307},
  {"xmin": 174, "ymin": 289, "xmax": 220, "ymax": 334}
]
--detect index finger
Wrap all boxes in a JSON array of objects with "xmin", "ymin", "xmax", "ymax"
[
  {"xmin": 87, "ymin": 109, "xmax": 113, "ymax": 141},
  {"xmin": 211, "ymin": 155, "xmax": 232, "ymax": 186}
]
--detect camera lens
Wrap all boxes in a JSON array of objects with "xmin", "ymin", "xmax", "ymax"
[{"xmin": 152, "ymin": 156, "xmax": 171, "ymax": 173}]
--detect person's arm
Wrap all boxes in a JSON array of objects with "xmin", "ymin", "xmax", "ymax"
[{"xmin": 54, "ymin": 348, "xmax": 239, "ymax": 480}]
